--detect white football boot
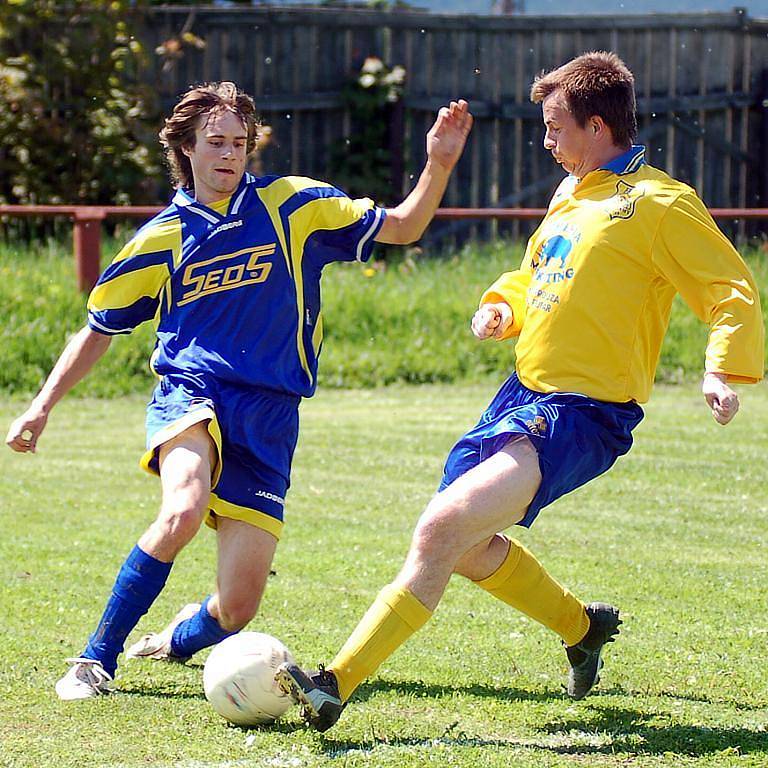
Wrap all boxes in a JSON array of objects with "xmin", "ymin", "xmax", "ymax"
[
  {"xmin": 125, "ymin": 602, "xmax": 201, "ymax": 662},
  {"xmin": 55, "ymin": 658, "xmax": 113, "ymax": 700}
]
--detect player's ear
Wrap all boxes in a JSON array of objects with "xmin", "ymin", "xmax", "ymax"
[
  {"xmin": 590, "ymin": 116, "xmax": 605, "ymax": 136},
  {"xmin": 180, "ymin": 142, "xmax": 194, "ymax": 158}
]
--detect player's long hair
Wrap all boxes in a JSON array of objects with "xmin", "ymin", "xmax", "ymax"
[
  {"xmin": 530, "ymin": 51, "xmax": 637, "ymax": 147},
  {"xmin": 160, "ymin": 82, "xmax": 259, "ymax": 190}
]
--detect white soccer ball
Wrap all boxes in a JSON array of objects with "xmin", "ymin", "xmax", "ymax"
[{"xmin": 203, "ymin": 632, "xmax": 295, "ymax": 725}]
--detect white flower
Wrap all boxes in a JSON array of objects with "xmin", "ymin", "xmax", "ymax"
[
  {"xmin": 387, "ymin": 65, "xmax": 406, "ymax": 84},
  {"xmin": 359, "ymin": 73, "xmax": 377, "ymax": 88},
  {"xmin": 361, "ymin": 56, "xmax": 384, "ymax": 74}
]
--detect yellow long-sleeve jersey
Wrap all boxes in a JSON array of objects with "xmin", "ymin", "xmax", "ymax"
[{"xmin": 482, "ymin": 146, "xmax": 764, "ymax": 403}]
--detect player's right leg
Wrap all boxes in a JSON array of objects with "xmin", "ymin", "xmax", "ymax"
[{"xmin": 55, "ymin": 422, "xmax": 215, "ymax": 700}]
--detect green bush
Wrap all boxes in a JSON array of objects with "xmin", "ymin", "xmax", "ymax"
[
  {"xmin": 0, "ymin": 238, "xmax": 765, "ymax": 397},
  {"xmin": 0, "ymin": 0, "xmax": 161, "ymax": 206}
]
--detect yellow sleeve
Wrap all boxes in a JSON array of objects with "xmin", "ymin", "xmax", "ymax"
[
  {"xmin": 311, "ymin": 193, "xmax": 377, "ymax": 230},
  {"xmin": 87, "ymin": 220, "xmax": 178, "ymax": 335},
  {"xmin": 653, "ymin": 191, "xmax": 764, "ymax": 383},
  {"xmin": 479, "ymin": 247, "xmax": 534, "ymax": 339}
]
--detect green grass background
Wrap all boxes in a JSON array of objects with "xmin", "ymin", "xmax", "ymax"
[
  {"xmin": 1, "ymin": 239, "xmax": 766, "ymax": 395},
  {"xmin": 1, "ymin": 382, "xmax": 767, "ymax": 768}
]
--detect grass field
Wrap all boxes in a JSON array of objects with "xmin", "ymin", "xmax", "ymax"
[{"xmin": 1, "ymin": 382, "xmax": 767, "ymax": 768}]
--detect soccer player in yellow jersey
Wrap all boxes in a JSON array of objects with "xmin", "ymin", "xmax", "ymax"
[
  {"xmin": 5, "ymin": 83, "xmax": 472, "ymax": 700},
  {"xmin": 278, "ymin": 51, "xmax": 764, "ymax": 732}
]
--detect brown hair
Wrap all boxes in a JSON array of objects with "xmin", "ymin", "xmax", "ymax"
[
  {"xmin": 530, "ymin": 51, "xmax": 637, "ymax": 147},
  {"xmin": 159, "ymin": 81, "xmax": 259, "ymax": 189}
]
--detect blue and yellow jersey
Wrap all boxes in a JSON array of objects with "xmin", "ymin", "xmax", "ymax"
[
  {"xmin": 482, "ymin": 145, "xmax": 764, "ymax": 403},
  {"xmin": 87, "ymin": 173, "xmax": 385, "ymax": 397}
]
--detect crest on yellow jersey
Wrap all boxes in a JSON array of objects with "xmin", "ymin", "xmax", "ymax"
[{"xmin": 606, "ymin": 180, "xmax": 644, "ymax": 220}]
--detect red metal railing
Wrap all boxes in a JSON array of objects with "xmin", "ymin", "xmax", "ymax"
[
  {"xmin": 0, "ymin": 205, "xmax": 160, "ymax": 290},
  {"xmin": 2, "ymin": 204, "xmax": 767, "ymax": 291}
]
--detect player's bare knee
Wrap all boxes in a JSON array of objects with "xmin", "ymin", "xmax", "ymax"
[
  {"xmin": 412, "ymin": 499, "xmax": 464, "ymax": 560},
  {"xmin": 216, "ymin": 593, "xmax": 261, "ymax": 632},
  {"xmin": 154, "ymin": 502, "xmax": 205, "ymax": 547}
]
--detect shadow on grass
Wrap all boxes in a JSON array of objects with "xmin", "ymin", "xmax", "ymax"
[
  {"xmin": 119, "ymin": 686, "xmax": 207, "ymax": 701},
  {"xmin": 309, "ymin": 683, "xmax": 767, "ymax": 759},
  {"xmin": 119, "ymin": 687, "xmax": 306, "ymax": 733},
  {"xmin": 311, "ymin": 719, "xmax": 523, "ymax": 756},
  {"xmin": 319, "ymin": 734, "xmax": 520, "ymax": 757},
  {"xmin": 538, "ymin": 704, "xmax": 768, "ymax": 757},
  {"xmin": 314, "ymin": 708, "xmax": 767, "ymax": 760},
  {"xmin": 237, "ymin": 719, "xmax": 307, "ymax": 735},
  {"xmin": 352, "ymin": 676, "xmax": 563, "ymax": 704},
  {"xmin": 357, "ymin": 675, "xmax": 768, "ymax": 711},
  {"xmin": 599, "ymin": 683, "xmax": 768, "ymax": 712},
  {"xmin": 119, "ymin": 675, "xmax": 766, "ymax": 758}
]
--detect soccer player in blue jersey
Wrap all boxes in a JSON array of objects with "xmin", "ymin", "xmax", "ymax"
[
  {"xmin": 5, "ymin": 81, "xmax": 473, "ymax": 700},
  {"xmin": 277, "ymin": 52, "xmax": 764, "ymax": 732}
]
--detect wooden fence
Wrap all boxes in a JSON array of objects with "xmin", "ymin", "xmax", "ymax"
[{"xmin": 138, "ymin": 6, "xmax": 768, "ymax": 241}]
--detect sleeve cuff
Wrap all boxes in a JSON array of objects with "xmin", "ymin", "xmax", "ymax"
[
  {"xmin": 87, "ymin": 314, "xmax": 131, "ymax": 336},
  {"xmin": 480, "ymin": 290, "xmax": 524, "ymax": 338},
  {"xmin": 356, "ymin": 207, "xmax": 386, "ymax": 263}
]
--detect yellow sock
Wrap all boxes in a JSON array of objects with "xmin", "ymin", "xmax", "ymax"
[
  {"xmin": 474, "ymin": 538, "xmax": 589, "ymax": 647},
  {"xmin": 329, "ymin": 583, "xmax": 432, "ymax": 702}
]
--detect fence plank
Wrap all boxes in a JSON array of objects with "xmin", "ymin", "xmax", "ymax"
[{"xmin": 135, "ymin": 6, "xmax": 767, "ymax": 225}]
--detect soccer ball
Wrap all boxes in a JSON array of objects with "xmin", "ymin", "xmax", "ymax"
[{"xmin": 203, "ymin": 632, "xmax": 295, "ymax": 725}]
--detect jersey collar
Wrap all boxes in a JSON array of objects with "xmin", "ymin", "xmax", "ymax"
[
  {"xmin": 600, "ymin": 144, "xmax": 646, "ymax": 175},
  {"xmin": 171, "ymin": 172, "xmax": 256, "ymax": 222},
  {"xmin": 171, "ymin": 186, "xmax": 196, "ymax": 207}
]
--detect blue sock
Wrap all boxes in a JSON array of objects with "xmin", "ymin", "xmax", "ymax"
[
  {"xmin": 83, "ymin": 545, "xmax": 172, "ymax": 676},
  {"xmin": 170, "ymin": 596, "xmax": 237, "ymax": 657}
]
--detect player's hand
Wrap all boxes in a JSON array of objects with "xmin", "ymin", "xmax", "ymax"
[
  {"xmin": 426, "ymin": 100, "xmax": 473, "ymax": 171},
  {"xmin": 5, "ymin": 406, "xmax": 48, "ymax": 453},
  {"xmin": 471, "ymin": 302, "xmax": 513, "ymax": 340},
  {"xmin": 702, "ymin": 372, "xmax": 740, "ymax": 425}
]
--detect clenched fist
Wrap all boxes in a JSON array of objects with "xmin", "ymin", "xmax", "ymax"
[
  {"xmin": 471, "ymin": 302, "xmax": 514, "ymax": 340},
  {"xmin": 702, "ymin": 372, "xmax": 740, "ymax": 425}
]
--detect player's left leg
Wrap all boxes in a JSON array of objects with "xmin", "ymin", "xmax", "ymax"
[
  {"xmin": 132, "ymin": 380, "xmax": 293, "ymax": 662},
  {"xmin": 211, "ymin": 517, "xmax": 278, "ymax": 631},
  {"xmin": 454, "ymin": 533, "xmax": 621, "ymax": 699},
  {"xmin": 209, "ymin": 517, "xmax": 277, "ymax": 632},
  {"xmin": 137, "ymin": 519, "xmax": 279, "ymax": 662},
  {"xmin": 170, "ymin": 518, "xmax": 278, "ymax": 658},
  {"xmin": 454, "ymin": 534, "xmax": 589, "ymax": 644}
]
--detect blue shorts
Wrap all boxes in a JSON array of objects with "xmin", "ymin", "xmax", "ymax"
[
  {"xmin": 140, "ymin": 372, "xmax": 300, "ymax": 540},
  {"xmin": 439, "ymin": 373, "xmax": 644, "ymax": 527}
]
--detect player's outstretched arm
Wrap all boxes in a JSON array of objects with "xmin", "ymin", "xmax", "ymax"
[
  {"xmin": 471, "ymin": 302, "xmax": 514, "ymax": 340},
  {"xmin": 376, "ymin": 100, "xmax": 473, "ymax": 245},
  {"xmin": 5, "ymin": 326, "xmax": 112, "ymax": 453},
  {"xmin": 701, "ymin": 372, "xmax": 740, "ymax": 426}
]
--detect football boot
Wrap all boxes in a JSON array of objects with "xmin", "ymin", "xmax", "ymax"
[
  {"xmin": 275, "ymin": 662, "xmax": 345, "ymax": 732},
  {"xmin": 55, "ymin": 657, "xmax": 113, "ymax": 700},
  {"xmin": 565, "ymin": 602, "xmax": 622, "ymax": 699}
]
